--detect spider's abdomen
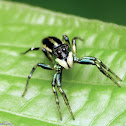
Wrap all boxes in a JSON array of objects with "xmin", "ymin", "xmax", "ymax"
[{"xmin": 42, "ymin": 37, "xmax": 63, "ymax": 52}]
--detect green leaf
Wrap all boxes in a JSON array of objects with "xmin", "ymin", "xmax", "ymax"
[{"xmin": 0, "ymin": 1, "xmax": 126, "ymax": 126}]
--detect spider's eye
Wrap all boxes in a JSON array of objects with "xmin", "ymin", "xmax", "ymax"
[
  {"xmin": 62, "ymin": 48, "xmax": 66, "ymax": 52},
  {"xmin": 65, "ymin": 37, "xmax": 68, "ymax": 40},
  {"xmin": 57, "ymin": 50, "xmax": 61, "ymax": 54}
]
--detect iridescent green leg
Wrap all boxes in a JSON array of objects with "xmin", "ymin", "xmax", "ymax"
[
  {"xmin": 22, "ymin": 63, "xmax": 53, "ymax": 97},
  {"xmin": 74, "ymin": 56, "xmax": 122, "ymax": 87},
  {"xmin": 42, "ymin": 48, "xmax": 54, "ymax": 62},
  {"xmin": 21, "ymin": 47, "xmax": 40, "ymax": 54},
  {"xmin": 52, "ymin": 73, "xmax": 62, "ymax": 120},
  {"xmin": 62, "ymin": 34, "xmax": 71, "ymax": 47},
  {"xmin": 95, "ymin": 58, "xmax": 122, "ymax": 81},
  {"xmin": 72, "ymin": 37, "xmax": 83, "ymax": 56},
  {"xmin": 56, "ymin": 72, "xmax": 75, "ymax": 120}
]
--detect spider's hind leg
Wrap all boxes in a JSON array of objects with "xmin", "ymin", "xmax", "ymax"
[
  {"xmin": 22, "ymin": 63, "xmax": 53, "ymax": 97},
  {"xmin": 74, "ymin": 56, "xmax": 122, "ymax": 87},
  {"xmin": 95, "ymin": 59, "xmax": 121, "ymax": 87},
  {"xmin": 96, "ymin": 58, "xmax": 122, "ymax": 81},
  {"xmin": 21, "ymin": 47, "xmax": 40, "ymax": 54}
]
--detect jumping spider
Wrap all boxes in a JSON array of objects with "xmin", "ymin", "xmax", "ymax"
[{"xmin": 22, "ymin": 34, "xmax": 122, "ymax": 120}]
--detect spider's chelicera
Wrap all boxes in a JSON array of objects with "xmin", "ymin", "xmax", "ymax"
[{"xmin": 22, "ymin": 34, "xmax": 122, "ymax": 120}]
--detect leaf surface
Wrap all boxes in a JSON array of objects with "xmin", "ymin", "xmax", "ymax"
[{"xmin": 0, "ymin": 1, "xmax": 126, "ymax": 126}]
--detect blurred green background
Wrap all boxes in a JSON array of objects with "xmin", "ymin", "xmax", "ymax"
[{"xmin": 7, "ymin": 0, "xmax": 126, "ymax": 26}]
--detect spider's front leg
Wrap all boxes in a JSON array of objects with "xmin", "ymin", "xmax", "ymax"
[
  {"xmin": 72, "ymin": 36, "xmax": 83, "ymax": 56},
  {"xmin": 22, "ymin": 63, "xmax": 53, "ymax": 97},
  {"xmin": 52, "ymin": 73, "xmax": 62, "ymax": 120},
  {"xmin": 56, "ymin": 69, "xmax": 75, "ymax": 120},
  {"xmin": 74, "ymin": 56, "xmax": 122, "ymax": 87},
  {"xmin": 63, "ymin": 34, "xmax": 83, "ymax": 55},
  {"xmin": 42, "ymin": 48, "xmax": 54, "ymax": 62},
  {"xmin": 62, "ymin": 34, "xmax": 71, "ymax": 47}
]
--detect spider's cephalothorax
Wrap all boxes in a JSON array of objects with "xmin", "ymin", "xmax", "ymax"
[{"xmin": 22, "ymin": 34, "xmax": 122, "ymax": 120}]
